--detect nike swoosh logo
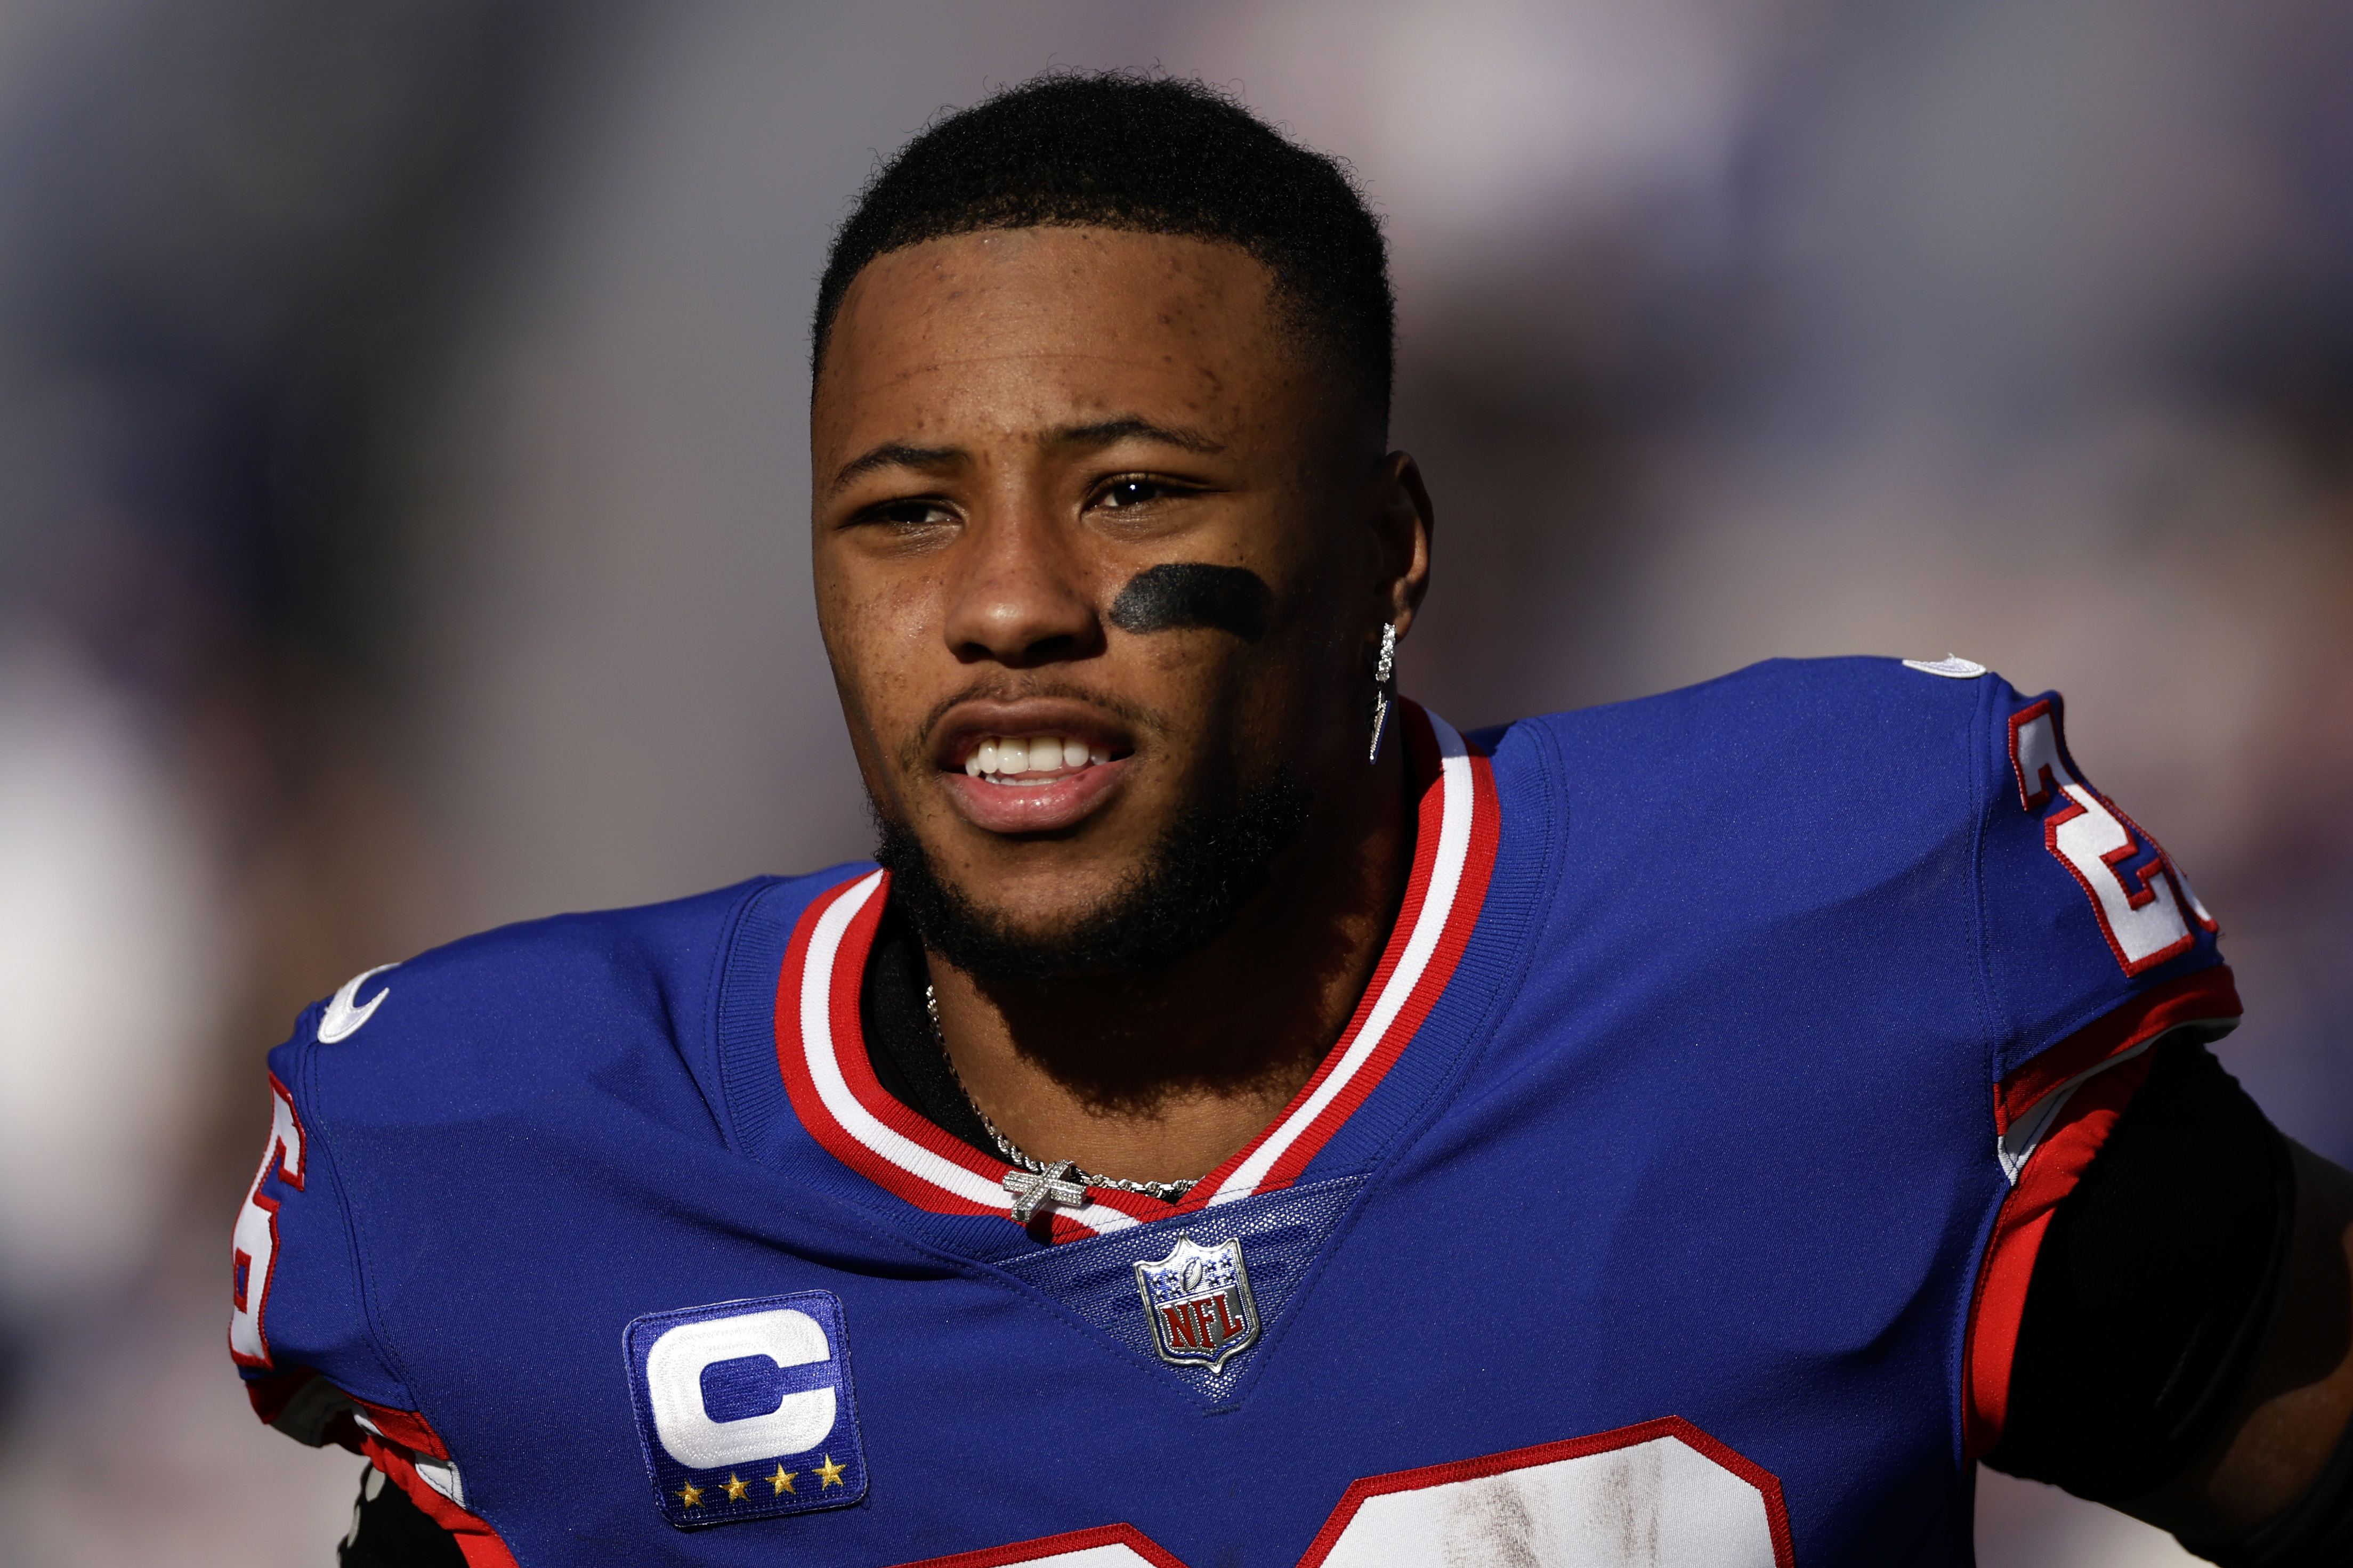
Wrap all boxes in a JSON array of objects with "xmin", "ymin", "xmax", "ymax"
[
  {"xmin": 1901, "ymin": 654, "xmax": 1987, "ymax": 679},
  {"xmin": 319, "ymin": 963, "xmax": 399, "ymax": 1043}
]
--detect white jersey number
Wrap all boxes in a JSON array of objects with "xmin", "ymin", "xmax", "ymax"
[
  {"xmin": 2009, "ymin": 700, "xmax": 2215, "ymax": 976},
  {"xmin": 229, "ymin": 1075, "xmax": 306, "ymax": 1368},
  {"xmin": 891, "ymin": 1419, "xmax": 1793, "ymax": 1568}
]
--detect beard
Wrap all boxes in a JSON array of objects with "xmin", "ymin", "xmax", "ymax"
[{"xmin": 873, "ymin": 769, "xmax": 1312, "ymax": 984}]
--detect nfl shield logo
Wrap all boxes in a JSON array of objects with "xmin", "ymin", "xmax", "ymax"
[{"xmin": 1133, "ymin": 1234, "xmax": 1260, "ymax": 1372}]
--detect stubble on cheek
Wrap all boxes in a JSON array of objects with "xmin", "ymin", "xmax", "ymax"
[{"xmin": 815, "ymin": 562, "xmax": 936, "ymax": 826}]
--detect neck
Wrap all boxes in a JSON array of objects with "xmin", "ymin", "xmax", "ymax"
[{"xmin": 925, "ymin": 738, "xmax": 1414, "ymax": 1187}]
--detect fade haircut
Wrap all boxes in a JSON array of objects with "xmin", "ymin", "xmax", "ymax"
[{"xmin": 813, "ymin": 71, "xmax": 1395, "ymax": 425}]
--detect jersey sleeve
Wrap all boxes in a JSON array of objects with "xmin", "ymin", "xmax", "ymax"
[
  {"xmin": 1976, "ymin": 679, "xmax": 2236, "ymax": 1095},
  {"xmin": 230, "ymin": 988, "xmax": 518, "ymax": 1564},
  {"xmin": 230, "ymin": 1014, "xmax": 415, "ymax": 1443},
  {"xmin": 1960, "ymin": 676, "xmax": 2243, "ymax": 1456}
]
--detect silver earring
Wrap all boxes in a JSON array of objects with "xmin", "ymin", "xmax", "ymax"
[{"xmin": 1368, "ymin": 621, "xmax": 1398, "ymax": 763}]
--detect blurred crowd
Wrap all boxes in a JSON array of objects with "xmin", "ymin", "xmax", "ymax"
[{"xmin": 0, "ymin": 3, "xmax": 2347, "ymax": 1563}]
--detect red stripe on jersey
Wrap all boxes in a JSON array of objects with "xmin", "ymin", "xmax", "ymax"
[
  {"xmin": 795, "ymin": 881, "xmax": 1158, "ymax": 1242},
  {"xmin": 772, "ymin": 871, "xmax": 1147, "ymax": 1236},
  {"xmin": 1175, "ymin": 704, "xmax": 1497, "ymax": 1212},
  {"xmin": 357, "ymin": 1433, "xmax": 520, "ymax": 1568},
  {"xmin": 1961, "ymin": 1047, "xmax": 2160, "ymax": 1457},
  {"xmin": 1993, "ymin": 965, "xmax": 2240, "ymax": 1135},
  {"xmin": 769, "ymin": 701, "xmax": 1495, "ymax": 1239},
  {"xmin": 1257, "ymin": 745, "xmax": 1495, "ymax": 1194},
  {"xmin": 771, "ymin": 875, "xmax": 1009, "ymax": 1223},
  {"xmin": 818, "ymin": 878, "xmax": 1017, "ymax": 1190},
  {"xmin": 350, "ymin": 1395, "xmax": 451, "ymax": 1460}
]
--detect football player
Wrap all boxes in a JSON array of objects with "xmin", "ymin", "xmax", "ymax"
[{"xmin": 233, "ymin": 74, "xmax": 2353, "ymax": 1567}]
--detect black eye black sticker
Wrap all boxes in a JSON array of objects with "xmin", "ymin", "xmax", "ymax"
[{"xmin": 1107, "ymin": 563, "xmax": 1272, "ymax": 641}]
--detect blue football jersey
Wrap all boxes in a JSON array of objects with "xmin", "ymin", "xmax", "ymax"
[{"xmin": 230, "ymin": 657, "xmax": 2239, "ymax": 1567}]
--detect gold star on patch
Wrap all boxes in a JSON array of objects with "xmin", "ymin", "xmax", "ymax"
[
  {"xmin": 814, "ymin": 1453, "xmax": 846, "ymax": 1489},
  {"xmin": 723, "ymin": 1473, "xmax": 749, "ymax": 1502},
  {"xmin": 676, "ymin": 1481, "xmax": 705, "ymax": 1508},
  {"xmin": 769, "ymin": 1464, "xmax": 797, "ymax": 1496}
]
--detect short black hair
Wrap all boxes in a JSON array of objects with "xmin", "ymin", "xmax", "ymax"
[{"xmin": 813, "ymin": 71, "xmax": 1394, "ymax": 423}]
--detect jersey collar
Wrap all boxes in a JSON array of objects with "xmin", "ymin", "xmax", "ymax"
[{"xmin": 769, "ymin": 701, "xmax": 1501, "ymax": 1244}]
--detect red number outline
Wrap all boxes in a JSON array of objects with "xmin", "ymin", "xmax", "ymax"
[
  {"xmin": 888, "ymin": 1417, "xmax": 1795, "ymax": 1568},
  {"xmin": 228, "ymin": 1072, "xmax": 306, "ymax": 1370},
  {"xmin": 2007, "ymin": 698, "xmax": 2204, "ymax": 976}
]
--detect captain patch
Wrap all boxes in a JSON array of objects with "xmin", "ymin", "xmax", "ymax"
[{"xmin": 624, "ymin": 1291, "xmax": 868, "ymax": 1528}]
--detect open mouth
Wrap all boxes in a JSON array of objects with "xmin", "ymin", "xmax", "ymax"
[
  {"xmin": 934, "ymin": 714, "xmax": 1137, "ymax": 834},
  {"xmin": 960, "ymin": 733, "xmax": 1117, "ymax": 783}
]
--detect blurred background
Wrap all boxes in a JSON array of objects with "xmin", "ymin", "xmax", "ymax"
[{"xmin": 0, "ymin": 1, "xmax": 2347, "ymax": 1562}]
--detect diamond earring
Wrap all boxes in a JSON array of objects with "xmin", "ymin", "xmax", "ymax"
[{"xmin": 1368, "ymin": 621, "xmax": 1398, "ymax": 763}]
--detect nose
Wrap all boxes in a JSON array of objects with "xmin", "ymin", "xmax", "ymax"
[{"xmin": 941, "ymin": 505, "xmax": 1103, "ymax": 668}]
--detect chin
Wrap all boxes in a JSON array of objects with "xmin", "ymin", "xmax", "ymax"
[
  {"xmin": 874, "ymin": 765, "xmax": 1308, "ymax": 984},
  {"xmin": 945, "ymin": 868, "xmax": 1128, "ymax": 945}
]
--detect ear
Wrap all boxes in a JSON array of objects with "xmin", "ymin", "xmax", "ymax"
[{"xmin": 1372, "ymin": 451, "xmax": 1435, "ymax": 638}]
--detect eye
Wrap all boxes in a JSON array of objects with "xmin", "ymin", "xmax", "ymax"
[
  {"xmin": 1094, "ymin": 476, "xmax": 1187, "ymax": 510},
  {"xmin": 859, "ymin": 499, "xmax": 957, "ymax": 531}
]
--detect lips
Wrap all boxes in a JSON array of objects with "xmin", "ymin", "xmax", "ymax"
[{"xmin": 931, "ymin": 704, "xmax": 1136, "ymax": 835}]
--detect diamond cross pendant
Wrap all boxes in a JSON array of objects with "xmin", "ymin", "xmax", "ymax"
[{"xmin": 1002, "ymin": 1159, "xmax": 1087, "ymax": 1223}]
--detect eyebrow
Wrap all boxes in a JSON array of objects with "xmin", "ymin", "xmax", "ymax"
[
  {"xmin": 1045, "ymin": 417, "xmax": 1225, "ymax": 456},
  {"xmin": 828, "ymin": 441, "xmax": 963, "ymax": 495},
  {"xmin": 827, "ymin": 417, "xmax": 1225, "ymax": 496}
]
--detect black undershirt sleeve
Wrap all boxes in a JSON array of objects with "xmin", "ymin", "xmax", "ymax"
[
  {"xmin": 337, "ymin": 1463, "xmax": 466, "ymax": 1567},
  {"xmin": 1987, "ymin": 1035, "xmax": 2298, "ymax": 1501},
  {"xmin": 1986, "ymin": 1035, "xmax": 2353, "ymax": 1565}
]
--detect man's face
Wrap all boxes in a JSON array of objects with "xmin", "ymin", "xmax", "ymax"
[{"xmin": 811, "ymin": 227, "xmax": 1400, "ymax": 954}]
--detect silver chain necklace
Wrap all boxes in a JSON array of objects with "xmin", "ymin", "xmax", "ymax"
[{"xmin": 924, "ymin": 984, "xmax": 1197, "ymax": 1201}]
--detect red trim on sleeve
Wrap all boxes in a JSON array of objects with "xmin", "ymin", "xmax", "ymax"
[
  {"xmin": 240, "ymin": 1363, "xmax": 364, "ymax": 1452},
  {"xmin": 359, "ymin": 1435, "xmax": 520, "ymax": 1568},
  {"xmin": 350, "ymin": 1395, "xmax": 451, "ymax": 1460},
  {"xmin": 1961, "ymin": 1049, "xmax": 2160, "ymax": 1457},
  {"xmin": 1963, "ymin": 968, "xmax": 2242, "ymax": 1453},
  {"xmin": 1993, "ymin": 965, "xmax": 2240, "ymax": 1136}
]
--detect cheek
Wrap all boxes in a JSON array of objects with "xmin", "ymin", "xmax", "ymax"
[
  {"xmin": 820, "ymin": 564, "xmax": 937, "ymax": 671},
  {"xmin": 1141, "ymin": 637, "xmax": 1298, "ymax": 754},
  {"xmin": 816, "ymin": 567, "xmax": 942, "ymax": 767},
  {"xmin": 1234, "ymin": 595, "xmax": 1361, "ymax": 750},
  {"xmin": 886, "ymin": 573, "xmax": 941, "ymax": 645}
]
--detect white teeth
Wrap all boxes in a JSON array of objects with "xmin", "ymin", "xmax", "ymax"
[{"xmin": 965, "ymin": 734, "xmax": 1117, "ymax": 779}]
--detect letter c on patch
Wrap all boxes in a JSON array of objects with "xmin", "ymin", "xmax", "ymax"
[{"xmin": 643, "ymin": 1308, "xmax": 836, "ymax": 1470}]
